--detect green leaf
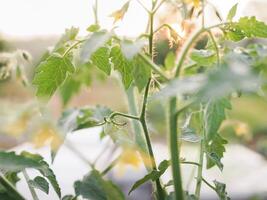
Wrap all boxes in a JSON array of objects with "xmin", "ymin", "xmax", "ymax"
[
  {"xmin": 32, "ymin": 53, "xmax": 75, "ymax": 99},
  {"xmin": 190, "ymin": 49, "xmax": 216, "ymax": 66},
  {"xmin": 213, "ymin": 180, "xmax": 230, "ymax": 200},
  {"xmin": 80, "ymin": 31, "xmax": 112, "ymax": 62},
  {"xmin": 60, "ymin": 64, "xmax": 92, "ymax": 105},
  {"xmin": 120, "ymin": 40, "xmax": 145, "ymax": 60},
  {"xmin": 110, "ymin": 46, "xmax": 133, "ymax": 89},
  {"xmin": 224, "ymin": 17, "xmax": 267, "ymax": 41},
  {"xmin": 206, "ymin": 134, "xmax": 228, "ymax": 170},
  {"xmin": 59, "ymin": 105, "xmax": 112, "ymax": 133},
  {"xmin": 21, "ymin": 152, "xmax": 61, "ymax": 198},
  {"xmin": 227, "ymin": 3, "xmax": 238, "ymax": 21},
  {"xmin": 132, "ymin": 55, "xmax": 151, "ymax": 92},
  {"xmin": 29, "ymin": 176, "xmax": 49, "ymax": 194},
  {"xmin": 74, "ymin": 170, "xmax": 125, "ymax": 200},
  {"xmin": 204, "ymin": 98, "xmax": 231, "ymax": 141},
  {"xmin": 54, "ymin": 27, "xmax": 79, "ymax": 52},
  {"xmin": 164, "ymin": 51, "xmax": 176, "ymax": 70},
  {"xmin": 91, "ymin": 47, "xmax": 112, "ymax": 75},
  {"xmin": 62, "ymin": 195, "xmax": 78, "ymax": 200},
  {"xmin": 0, "ymin": 176, "xmax": 25, "ymax": 200},
  {"xmin": 87, "ymin": 24, "xmax": 101, "ymax": 32},
  {"xmin": 0, "ymin": 151, "xmax": 41, "ymax": 172},
  {"xmin": 4, "ymin": 172, "xmax": 20, "ymax": 186},
  {"xmin": 237, "ymin": 17, "xmax": 267, "ymax": 38},
  {"xmin": 129, "ymin": 160, "xmax": 170, "ymax": 194},
  {"xmin": 181, "ymin": 127, "xmax": 201, "ymax": 143}
]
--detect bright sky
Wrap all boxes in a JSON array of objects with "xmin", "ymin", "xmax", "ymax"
[{"xmin": 0, "ymin": 0, "xmax": 246, "ymax": 38}]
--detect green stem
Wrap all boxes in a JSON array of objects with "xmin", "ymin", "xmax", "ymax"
[
  {"xmin": 181, "ymin": 161, "xmax": 201, "ymax": 167},
  {"xmin": 126, "ymin": 86, "xmax": 148, "ymax": 153},
  {"xmin": 101, "ymin": 157, "xmax": 120, "ymax": 176},
  {"xmin": 207, "ymin": 30, "xmax": 220, "ymax": 66},
  {"xmin": 136, "ymin": 0, "xmax": 150, "ymax": 13},
  {"xmin": 109, "ymin": 112, "xmax": 139, "ymax": 121},
  {"xmin": 0, "ymin": 175, "xmax": 26, "ymax": 200},
  {"xmin": 138, "ymin": 53, "xmax": 169, "ymax": 81},
  {"xmin": 93, "ymin": 0, "xmax": 99, "ymax": 24},
  {"xmin": 149, "ymin": 13, "xmax": 154, "ymax": 58},
  {"xmin": 202, "ymin": 178, "xmax": 216, "ymax": 191},
  {"xmin": 62, "ymin": 40, "xmax": 84, "ymax": 57},
  {"xmin": 174, "ymin": 22, "xmax": 228, "ymax": 77},
  {"xmin": 152, "ymin": 0, "xmax": 167, "ymax": 14},
  {"xmin": 23, "ymin": 170, "xmax": 39, "ymax": 200},
  {"xmin": 169, "ymin": 97, "xmax": 184, "ymax": 200},
  {"xmin": 140, "ymin": 79, "xmax": 165, "ymax": 200},
  {"xmin": 195, "ymin": 139, "xmax": 204, "ymax": 199}
]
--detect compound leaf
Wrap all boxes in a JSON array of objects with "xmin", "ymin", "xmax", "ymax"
[
  {"xmin": 110, "ymin": 46, "xmax": 133, "ymax": 89},
  {"xmin": 204, "ymin": 98, "xmax": 231, "ymax": 141},
  {"xmin": 91, "ymin": 47, "xmax": 111, "ymax": 75},
  {"xmin": 33, "ymin": 53, "xmax": 75, "ymax": 99}
]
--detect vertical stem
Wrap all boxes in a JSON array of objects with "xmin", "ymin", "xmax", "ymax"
[
  {"xmin": 201, "ymin": 0, "xmax": 205, "ymax": 28},
  {"xmin": 139, "ymin": 2, "xmax": 165, "ymax": 198},
  {"xmin": 149, "ymin": 13, "xmax": 154, "ymax": 58},
  {"xmin": 140, "ymin": 79, "xmax": 165, "ymax": 200},
  {"xmin": 0, "ymin": 175, "xmax": 26, "ymax": 200},
  {"xmin": 126, "ymin": 86, "xmax": 147, "ymax": 153},
  {"xmin": 93, "ymin": 0, "xmax": 99, "ymax": 24},
  {"xmin": 169, "ymin": 98, "xmax": 184, "ymax": 200},
  {"xmin": 195, "ymin": 139, "xmax": 204, "ymax": 199},
  {"xmin": 23, "ymin": 170, "xmax": 39, "ymax": 200}
]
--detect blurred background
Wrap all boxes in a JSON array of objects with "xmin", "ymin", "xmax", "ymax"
[{"xmin": 1, "ymin": 0, "xmax": 267, "ymax": 199}]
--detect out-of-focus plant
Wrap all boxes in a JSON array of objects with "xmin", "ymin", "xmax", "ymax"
[{"xmin": 1, "ymin": 0, "xmax": 267, "ymax": 200}]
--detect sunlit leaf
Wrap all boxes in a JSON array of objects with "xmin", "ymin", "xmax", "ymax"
[
  {"xmin": 87, "ymin": 24, "xmax": 101, "ymax": 33},
  {"xmin": 80, "ymin": 31, "xmax": 112, "ymax": 62},
  {"xmin": 190, "ymin": 49, "xmax": 216, "ymax": 66},
  {"xmin": 110, "ymin": 46, "xmax": 133, "ymax": 89},
  {"xmin": 120, "ymin": 39, "xmax": 145, "ymax": 60},
  {"xmin": 132, "ymin": 55, "xmax": 151, "ymax": 92},
  {"xmin": 32, "ymin": 53, "xmax": 75, "ymax": 99},
  {"xmin": 91, "ymin": 47, "xmax": 112, "ymax": 75},
  {"xmin": 227, "ymin": 3, "xmax": 238, "ymax": 21},
  {"xmin": 164, "ymin": 51, "xmax": 176, "ymax": 70}
]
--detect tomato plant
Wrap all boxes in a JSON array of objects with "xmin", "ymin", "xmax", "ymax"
[{"xmin": 1, "ymin": 0, "xmax": 267, "ymax": 199}]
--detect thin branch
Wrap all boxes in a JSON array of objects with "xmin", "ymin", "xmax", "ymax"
[
  {"xmin": 153, "ymin": 0, "xmax": 167, "ymax": 14},
  {"xmin": 62, "ymin": 40, "xmax": 84, "ymax": 57},
  {"xmin": 136, "ymin": 0, "xmax": 150, "ymax": 13},
  {"xmin": 181, "ymin": 161, "xmax": 201, "ymax": 167},
  {"xmin": 138, "ymin": 53, "xmax": 169, "ymax": 81},
  {"xmin": 101, "ymin": 156, "xmax": 120, "ymax": 175},
  {"xmin": 23, "ymin": 170, "xmax": 39, "ymax": 200},
  {"xmin": 174, "ymin": 22, "xmax": 229, "ymax": 77},
  {"xmin": 207, "ymin": 30, "xmax": 220, "ymax": 66},
  {"xmin": 109, "ymin": 112, "xmax": 140, "ymax": 121},
  {"xmin": 202, "ymin": 178, "xmax": 216, "ymax": 191}
]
